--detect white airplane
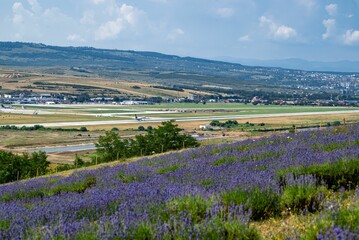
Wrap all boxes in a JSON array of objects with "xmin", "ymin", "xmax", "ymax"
[
  {"xmin": 135, "ymin": 114, "xmax": 147, "ymax": 121},
  {"xmin": 1, "ymin": 104, "xmax": 13, "ymax": 109}
]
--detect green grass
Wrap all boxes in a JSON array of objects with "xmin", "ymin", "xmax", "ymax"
[
  {"xmin": 280, "ymin": 185, "xmax": 328, "ymax": 214},
  {"xmin": 222, "ymin": 187, "xmax": 281, "ymax": 221},
  {"xmin": 277, "ymin": 158, "xmax": 359, "ymax": 190},
  {"xmin": 213, "ymin": 156, "xmax": 238, "ymax": 166},
  {"xmin": 157, "ymin": 164, "xmax": 182, "ymax": 174},
  {"xmin": 1, "ymin": 175, "xmax": 97, "ymax": 202}
]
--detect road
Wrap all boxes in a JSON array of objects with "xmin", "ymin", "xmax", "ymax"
[{"xmin": 6, "ymin": 110, "xmax": 359, "ymax": 128}]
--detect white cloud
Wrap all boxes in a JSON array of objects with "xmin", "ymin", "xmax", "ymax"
[
  {"xmin": 259, "ymin": 16, "xmax": 297, "ymax": 40},
  {"xmin": 92, "ymin": 0, "xmax": 106, "ymax": 4},
  {"xmin": 322, "ymin": 19, "xmax": 336, "ymax": 39},
  {"xmin": 67, "ymin": 34, "xmax": 85, "ymax": 42},
  {"xmin": 275, "ymin": 26, "xmax": 297, "ymax": 39},
  {"xmin": 343, "ymin": 29, "xmax": 359, "ymax": 45},
  {"xmin": 12, "ymin": 2, "xmax": 32, "ymax": 24},
  {"xmin": 27, "ymin": 0, "xmax": 41, "ymax": 14},
  {"xmin": 149, "ymin": 0, "xmax": 169, "ymax": 3},
  {"xmin": 238, "ymin": 35, "xmax": 250, "ymax": 42},
  {"xmin": 95, "ymin": 4, "xmax": 142, "ymax": 40},
  {"xmin": 80, "ymin": 11, "xmax": 95, "ymax": 25},
  {"xmin": 118, "ymin": 4, "xmax": 137, "ymax": 25},
  {"xmin": 325, "ymin": 3, "xmax": 337, "ymax": 16},
  {"xmin": 167, "ymin": 28, "xmax": 184, "ymax": 40},
  {"xmin": 216, "ymin": 8, "xmax": 234, "ymax": 18},
  {"xmin": 297, "ymin": 0, "xmax": 316, "ymax": 9},
  {"xmin": 11, "ymin": 1, "xmax": 80, "ymax": 43},
  {"xmin": 96, "ymin": 19, "xmax": 124, "ymax": 40}
]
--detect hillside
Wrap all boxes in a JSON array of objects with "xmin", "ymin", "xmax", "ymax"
[
  {"xmin": 1, "ymin": 124, "xmax": 358, "ymax": 239},
  {"xmin": 1, "ymin": 42, "xmax": 359, "ymax": 102}
]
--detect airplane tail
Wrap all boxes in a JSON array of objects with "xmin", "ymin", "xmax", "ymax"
[
  {"xmin": 135, "ymin": 114, "xmax": 138, "ymax": 119},
  {"xmin": 1, "ymin": 104, "xmax": 4, "ymax": 108}
]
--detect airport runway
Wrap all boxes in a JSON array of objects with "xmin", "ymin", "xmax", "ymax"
[{"xmin": 6, "ymin": 110, "xmax": 359, "ymax": 128}]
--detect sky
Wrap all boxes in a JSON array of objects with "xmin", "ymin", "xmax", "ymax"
[{"xmin": 1, "ymin": 0, "xmax": 359, "ymax": 61}]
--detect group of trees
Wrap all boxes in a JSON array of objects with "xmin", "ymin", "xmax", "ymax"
[
  {"xmin": 0, "ymin": 121, "xmax": 199, "ymax": 184},
  {"xmin": 0, "ymin": 125, "xmax": 88, "ymax": 132},
  {"xmin": 210, "ymin": 120, "xmax": 239, "ymax": 128},
  {"xmin": 0, "ymin": 150, "xmax": 49, "ymax": 184},
  {"xmin": 96, "ymin": 121, "xmax": 199, "ymax": 163}
]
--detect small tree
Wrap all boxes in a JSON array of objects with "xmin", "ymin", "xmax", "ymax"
[
  {"xmin": 95, "ymin": 131, "xmax": 127, "ymax": 162},
  {"xmin": 138, "ymin": 126, "xmax": 145, "ymax": 131},
  {"xmin": 74, "ymin": 154, "xmax": 85, "ymax": 168},
  {"xmin": 210, "ymin": 120, "xmax": 221, "ymax": 127},
  {"xmin": 79, "ymin": 127, "xmax": 88, "ymax": 132},
  {"xmin": 28, "ymin": 151, "xmax": 50, "ymax": 177}
]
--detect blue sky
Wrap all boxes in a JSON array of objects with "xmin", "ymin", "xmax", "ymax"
[{"xmin": 1, "ymin": 0, "xmax": 359, "ymax": 61}]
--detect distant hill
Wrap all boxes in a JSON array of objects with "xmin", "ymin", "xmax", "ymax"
[
  {"xmin": 0, "ymin": 41, "xmax": 242, "ymax": 73},
  {"xmin": 219, "ymin": 57, "xmax": 359, "ymax": 73},
  {"xmin": 0, "ymin": 42, "xmax": 357, "ymax": 101}
]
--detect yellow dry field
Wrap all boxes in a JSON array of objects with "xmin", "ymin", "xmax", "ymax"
[
  {"xmin": 0, "ymin": 113, "xmax": 113, "ymax": 125},
  {"xmin": 83, "ymin": 112, "xmax": 359, "ymax": 131},
  {"xmin": 0, "ymin": 130, "xmax": 100, "ymax": 149},
  {"xmin": 0, "ymin": 73, "xmax": 206, "ymax": 98}
]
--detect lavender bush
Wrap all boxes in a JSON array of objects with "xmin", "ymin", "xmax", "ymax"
[{"xmin": 0, "ymin": 124, "xmax": 358, "ymax": 239}]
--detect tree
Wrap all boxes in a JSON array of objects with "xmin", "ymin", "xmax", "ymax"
[
  {"xmin": 210, "ymin": 120, "xmax": 221, "ymax": 127},
  {"xmin": 0, "ymin": 150, "xmax": 49, "ymax": 184},
  {"xmin": 74, "ymin": 154, "xmax": 85, "ymax": 168},
  {"xmin": 95, "ymin": 121, "xmax": 199, "ymax": 162},
  {"xmin": 152, "ymin": 121, "xmax": 199, "ymax": 152},
  {"xmin": 79, "ymin": 127, "xmax": 88, "ymax": 132},
  {"xmin": 28, "ymin": 151, "xmax": 50, "ymax": 177},
  {"xmin": 138, "ymin": 126, "xmax": 145, "ymax": 131},
  {"xmin": 95, "ymin": 131, "xmax": 128, "ymax": 162}
]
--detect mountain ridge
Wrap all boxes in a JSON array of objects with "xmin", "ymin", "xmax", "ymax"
[{"xmin": 218, "ymin": 57, "xmax": 359, "ymax": 73}]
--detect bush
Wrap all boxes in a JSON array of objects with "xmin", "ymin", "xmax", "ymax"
[
  {"xmin": 332, "ymin": 121, "xmax": 341, "ymax": 126},
  {"xmin": 138, "ymin": 126, "xmax": 145, "ymax": 131},
  {"xmin": 278, "ymin": 158, "xmax": 359, "ymax": 191},
  {"xmin": 222, "ymin": 187, "xmax": 281, "ymax": 221},
  {"xmin": 167, "ymin": 195, "xmax": 212, "ymax": 223},
  {"xmin": 201, "ymin": 217, "xmax": 261, "ymax": 240},
  {"xmin": 280, "ymin": 183, "xmax": 327, "ymax": 214},
  {"xmin": 79, "ymin": 127, "xmax": 88, "ymax": 132}
]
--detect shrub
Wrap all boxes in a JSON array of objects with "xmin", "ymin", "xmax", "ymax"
[
  {"xmin": 157, "ymin": 165, "xmax": 181, "ymax": 175},
  {"xmin": 138, "ymin": 126, "xmax": 145, "ymax": 131},
  {"xmin": 280, "ymin": 183, "xmax": 327, "ymax": 214},
  {"xmin": 213, "ymin": 156, "xmax": 237, "ymax": 166},
  {"xmin": 79, "ymin": 127, "xmax": 88, "ymax": 132},
  {"xmin": 332, "ymin": 121, "xmax": 341, "ymax": 126},
  {"xmin": 131, "ymin": 222, "xmax": 155, "ymax": 240},
  {"xmin": 278, "ymin": 158, "xmax": 359, "ymax": 191},
  {"xmin": 222, "ymin": 187, "xmax": 281, "ymax": 221},
  {"xmin": 168, "ymin": 195, "xmax": 212, "ymax": 223},
  {"xmin": 201, "ymin": 216, "xmax": 261, "ymax": 240}
]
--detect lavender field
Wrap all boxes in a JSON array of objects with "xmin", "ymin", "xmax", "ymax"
[{"xmin": 1, "ymin": 124, "xmax": 359, "ymax": 239}]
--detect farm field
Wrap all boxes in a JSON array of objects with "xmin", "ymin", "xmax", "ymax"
[
  {"xmin": 0, "ymin": 72, "xmax": 204, "ymax": 99},
  {"xmin": 0, "ymin": 124, "xmax": 358, "ymax": 239}
]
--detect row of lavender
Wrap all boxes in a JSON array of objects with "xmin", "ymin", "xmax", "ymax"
[{"xmin": 0, "ymin": 124, "xmax": 358, "ymax": 239}]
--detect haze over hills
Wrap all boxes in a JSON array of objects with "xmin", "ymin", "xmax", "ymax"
[
  {"xmin": 218, "ymin": 57, "xmax": 359, "ymax": 73},
  {"xmin": 0, "ymin": 42, "xmax": 358, "ymax": 102}
]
